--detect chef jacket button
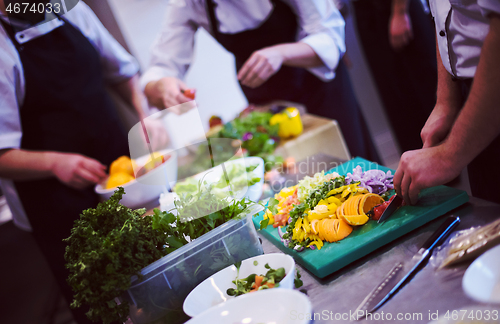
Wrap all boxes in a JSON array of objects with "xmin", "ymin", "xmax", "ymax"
[{"xmin": 439, "ymin": 30, "xmax": 445, "ymax": 37}]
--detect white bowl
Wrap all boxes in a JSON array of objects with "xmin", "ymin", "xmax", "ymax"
[
  {"xmin": 462, "ymin": 244, "xmax": 500, "ymax": 304},
  {"xmin": 95, "ymin": 150, "xmax": 178, "ymax": 209},
  {"xmin": 185, "ymin": 289, "xmax": 311, "ymax": 324},
  {"xmin": 183, "ymin": 253, "xmax": 295, "ymax": 317}
]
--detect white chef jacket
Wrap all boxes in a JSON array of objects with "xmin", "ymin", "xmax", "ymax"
[
  {"xmin": 0, "ymin": 2, "xmax": 140, "ymax": 231},
  {"xmin": 141, "ymin": 0, "xmax": 346, "ymax": 89},
  {"xmin": 430, "ymin": 0, "xmax": 500, "ymax": 79}
]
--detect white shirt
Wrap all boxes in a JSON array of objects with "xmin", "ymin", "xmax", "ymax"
[
  {"xmin": 430, "ymin": 0, "xmax": 500, "ymax": 78},
  {"xmin": 0, "ymin": 2, "xmax": 140, "ymax": 231},
  {"xmin": 141, "ymin": 0, "xmax": 346, "ymax": 89}
]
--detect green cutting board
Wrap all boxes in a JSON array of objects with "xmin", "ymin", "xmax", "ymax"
[{"xmin": 253, "ymin": 157, "xmax": 469, "ymax": 278}]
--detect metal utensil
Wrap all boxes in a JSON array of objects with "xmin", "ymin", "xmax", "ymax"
[
  {"xmin": 355, "ymin": 215, "xmax": 461, "ymax": 318},
  {"xmin": 377, "ymin": 195, "xmax": 404, "ymax": 223}
]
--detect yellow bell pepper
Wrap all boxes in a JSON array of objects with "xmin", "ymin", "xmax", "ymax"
[
  {"xmin": 327, "ymin": 196, "xmax": 342, "ymax": 206},
  {"xmin": 269, "ymin": 107, "xmax": 303, "ymax": 139},
  {"xmin": 308, "ymin": 240, "xmax": 324, "ymax": 250}
]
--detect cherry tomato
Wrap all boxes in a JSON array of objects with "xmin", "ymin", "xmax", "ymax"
[
  {"xmin": 371, "ymin": 197, "xmax": 394, "ymax": 221},
  {"xmin": 182, "ymin": 89, "xmax": 196, "ymax": 100}
]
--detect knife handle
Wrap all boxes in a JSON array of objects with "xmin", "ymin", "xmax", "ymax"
[{"xmin": 421, "ymin": 215, "xmax": 460, "ymax": 252}]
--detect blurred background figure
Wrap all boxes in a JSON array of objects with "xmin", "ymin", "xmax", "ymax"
[
  {"xmin": 351, "ymin": 0, "xmax": 437, "ymax": 152},
  {"xmin": 142, "ymin": 0, "xmax": 381, "ymax": 163}
]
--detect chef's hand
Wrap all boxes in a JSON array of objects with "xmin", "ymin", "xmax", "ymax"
[
  {"xmin": 394, "ymin": 145, "xmax": 461, "ymax": 205},
  {"xmin": 421, "ymin": 103, "xmax": 458, "ymax": 148},
  {"xmin": 51, "ymin": 153, "xmax": 107, "ymax": 190},
  {"xmin": 389, "ymin": 11, "xmax": 413, "ymax": 51},
  {"xmin": 238, "ymin": 46, "xmax": 284, "ymax": 88},
  {"xmin": 144, "ymin": 77, "xmax": 195, "ymax": 112}
]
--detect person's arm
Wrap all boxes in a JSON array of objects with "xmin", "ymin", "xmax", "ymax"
[
  {"xmin": 144, "ymin": 77, "xmax": 194, "ymax": 110},
  {"xmin": 237, "ymin": 42, "xmax": 322, "ymax": 88},
  {"xmin": 420, "ymin": 38, "xmax": 463, "ymax": 148},
  {"xmin": 389, "ymin": 0, "xmax": 413, "ymax": 50},
  {"xmin": 142, "ymin": 1, "xmax": 198, "ymax": 109},
  {"xmin": 394, "ymin": 14, "xmax": 500, "ymax": 204},
  {"xmin": 238, "ymin": 0, "xmax": 345, "ymax": 88},
  {"xmin": 439, "ymin": 14, "xmax": 500, "ymax": 167},
  {"xmin": 0, "ymin": 149, "xmax": 107, "ymax": 189}
]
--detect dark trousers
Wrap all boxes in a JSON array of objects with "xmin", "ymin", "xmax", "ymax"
[
  {"xmin": 353, "ymin": 0, "xmax": 437, "ymax": 152},
  {"xmin": 459, "ymin": 79, "xmax": 500, "ymax": 204}
]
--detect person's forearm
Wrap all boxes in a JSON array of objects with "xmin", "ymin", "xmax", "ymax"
[
  {"xmin": 391, "ymin": 0, "xmax": 409, "ymax": 15},
  {"xmin": 111, "ymin": 74, "xmax": 148, "ymax": 120},
  {"xmin": 435, "ymin": 39, "xmax": 462, "ymax": 112},
  {"xmin": 442, "ymin": 14, "xmax": 500, "ymax": 167},
  {"xmin": 0, "ymin": 149, "xmax": 56, "ymax": 181},
  {"xmin": 275, "ymin": 43, "xmax": 323, "ymax": 68}
]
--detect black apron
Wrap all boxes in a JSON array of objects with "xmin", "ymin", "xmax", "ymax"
[
  {"xmin": 1, "ymin": 17, "xmax": 128, "ymax": 323},
  {"xmin": 206, "ymin": 0, "xmax": 381, "ymax": 163}
]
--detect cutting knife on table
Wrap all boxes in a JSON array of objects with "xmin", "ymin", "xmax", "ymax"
[
  {"xmin": 355, "ymin": 215, "xmax": 461, "ymax": 318},
  {"xmin": 377, "ymin": 194, "xmax": 404, "ymax": 223}
]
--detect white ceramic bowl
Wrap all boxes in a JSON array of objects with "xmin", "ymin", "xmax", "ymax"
[
  {"xmin": 462, "ymin": 244, "xmax": 500, "ymax": 304},
  {"xmin": 183, "ymin": 253, "xmax": 296, "ymax": 317},
  {"xmin": 185, "ymin": 289, "xmax": 311, "ymax": 324},
  {"xmin": 95, "ymin": 150, "xmax": 178, "ymax": 209}
]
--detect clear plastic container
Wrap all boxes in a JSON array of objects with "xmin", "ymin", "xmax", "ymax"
[{"xmin": 121, "ymin": 212, "xmax": 263, "ymax": 324}]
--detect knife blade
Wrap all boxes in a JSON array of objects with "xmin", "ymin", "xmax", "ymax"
[
  {"xmin": 377, "ymin": 195, "xmax": 404, "ymax": 223},
  {"xmin": 355, "ymin": 215, "xmax": 461, "ymax": 318}
]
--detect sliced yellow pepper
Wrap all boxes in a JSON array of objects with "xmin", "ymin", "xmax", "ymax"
[
  {"xmin": 308, "ymin": 240, "xmax": 324, "ymax": 250},
  {"xmin": 327, "ymin": 196, "xmax": 342, "ymax": 206}
]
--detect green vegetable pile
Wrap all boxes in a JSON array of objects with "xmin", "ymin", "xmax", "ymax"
[
  {"xmin": 227, "ymin": 262, "xmax": 286, "ymax": 296},
  {"xmin": 65, "ymin": 186, "xmax": 257, "ymax": 324},
  {"xmin": 219, "ymin": 112, "xmax": 282, "ymax": 170},
  {"xmin": 178, "ymin": 112, "xmax": 283, "ymax": 179},
  {"xmin": 281, "ymin": 176, "xmax": 346, "ymax": 249},
  {"xmin": 175, "ymin": 163, "xmax": 261, "ymax": 199}
]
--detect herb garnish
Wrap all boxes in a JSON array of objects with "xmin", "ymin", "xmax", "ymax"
[{"xmin": 65, "ymin": 185, "xmax": 257, "ymax": 324}]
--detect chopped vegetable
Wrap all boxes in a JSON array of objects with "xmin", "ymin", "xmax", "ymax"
[
  {"xmin": 346, "ymin": 166, "xmax": 394, "ymax": 195},
  {"xmin": 174, "ymin": 163, "xmax": 261, "ymax": 200},
  {"xmin": 260, "ymin": 167, "xmax": 389, "ymax": 252},
  {"xmin": 296, "ymin": 171, "xmax": 340, "ymax": 202},
  {"xmin": 181, "ymin": 88, "xmax": 196, "ymax": 100},
  {"xmin": 226, "ymin": 262, "xmax": 286, "ymax": 296}
]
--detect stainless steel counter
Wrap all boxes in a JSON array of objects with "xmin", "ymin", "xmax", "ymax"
[{"xmin": 259, "ymin": 194, "xmax": 500, "ymax": 323}]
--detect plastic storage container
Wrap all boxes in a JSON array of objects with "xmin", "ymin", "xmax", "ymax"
[{"xmin": 121, "ymin": 212, "xmax": 263, "ymax": 324}]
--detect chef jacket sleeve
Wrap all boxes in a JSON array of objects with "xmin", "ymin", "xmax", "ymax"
[
  {"xmin": 140, "ymin": 1, "xmax": 198, "ymax": 90},
  {"xmin": 286, "ymin": 0, "xmax": 346, "ymax": 81},
  {"xmin": 478, "ymin": 0, "xmax": 500, "ymax": 17},
  {"xmin": 0, "ymin": 44, "xmax": 23, "ymax": 150},
  {"xmin": 64, "ymin": 2, "xmax": 140, "ymax": 84}
]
